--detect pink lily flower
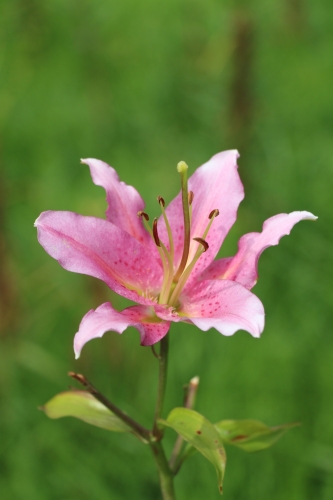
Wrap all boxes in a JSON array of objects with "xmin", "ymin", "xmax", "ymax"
[{"xmin": 35, "ymin": 151, "xmax": 316, "ymax": 358}]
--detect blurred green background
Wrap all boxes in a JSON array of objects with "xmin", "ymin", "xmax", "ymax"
[{"xmin": 1, "ymin": 0, "xmax": 332, "ymax": 498}]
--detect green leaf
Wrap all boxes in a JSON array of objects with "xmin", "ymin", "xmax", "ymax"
[
  {"xmin": 214, "ymin": 419, "xmax": 299, "ymax": 452},
  {"xmin": 160, "ymin": 408, "xmax": 226, "ymax": 494},
  {"xmin": 41, "ymin": 390, "xmax": 132, "ymax": 433}
]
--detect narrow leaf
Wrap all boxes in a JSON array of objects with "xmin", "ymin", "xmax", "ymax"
[
  {"xmin": 160, "ymin": 408, "xmax": 226, "ymax": 494},
  {"xmin": 214, "ymin": 419, "xmax": 299, "ymax": 452},
  {"xmin": 41, "ymin": 390, "xmax": 131, "ymax": 433}
]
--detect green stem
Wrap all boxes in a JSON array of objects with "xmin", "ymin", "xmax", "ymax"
[
  {"xmin": 151, "ymin": 335, "xmax": 175, "ymax": 498},
  {"xmin": 153, "ymin": 334, "xmax": 169, "ymax": 438},
  {"xmin": 150, "ymin": 441, "xmax": 176, "ymax": 500}
]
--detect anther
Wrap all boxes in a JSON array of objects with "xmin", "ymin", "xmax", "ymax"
[
  {"xmin": 208, "ymin": 209, "xmax": 219, "ymax": 219},
  {"xmin": 137, "ymin": 210, "xmax": 149, "ymax": 221},
  {"xmin": 188, "ymin": 191, "xmax": 194, "ymax": 206},
  {"xmin": 157, "ymin": 196, "xmax": 165, "ymax": 207},
  {"xmin": 152, "ymin": 218, "xmax": 161, "ymax": 247},
  {"xmin": 193, "ymin": 237, "xmax": 209, "ymax": 252}
]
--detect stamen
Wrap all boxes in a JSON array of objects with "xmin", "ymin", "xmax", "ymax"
[
  {"xmin": 168, "ymin": 240, "xmax": 207, "ymax": 306},
  {"xmin": 157, "ymin": 196, "xmax": 165, "ymax": 207},
  {"xmin": 192, "ymin": 237, "xmax": 209, "ymax": 252},
  {"xmin": 158, "ymin": 195, "xmax": 175, "ymax": 271},
  {"xmin": 158, "ymin": 240, "xmax": 174, "ymax": 304},
  {"xmin": 208, "ymin": 209, "xmax": 219, "ymax": 219},
  {"xmin": 168, "ymin": 208, "xmax": 219, "ymax": 306},
  {"xmin": 188, "ymin": 191, "xmax": 194, "ymax": 225},
  {"xmin": 137, "ymin": 210, "xmax": 149, "ymax": 221},
  {"xmin": 138, "ymin": 209, "xmax": 171, "ymax": 304},
  {"xmin": 202, "ymin": 208, "xmax": 219, "ymax": 240},
  {"xmin": 152, "ymin": 218, "xmax": 161, "ymax": 247},
  {"xmin": 173, "ymin": 161, "xmax": 191, "ymax": 283}
]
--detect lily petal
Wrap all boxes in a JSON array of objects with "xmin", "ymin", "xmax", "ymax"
[
  {"xmin": 179, "ymin": 280, "xmax": 265, "ymax": 338},
  {"xmin": 74, "ymin": 303, "xmax": 171, "ymax": 357},
  {"xmin": 158, "ymin": 150, "xmax": 244, "ymax": 277},
  {"xmin": 35, "ymin": 211, "xmax": 162, "ymax": 304},
  {"xmin": 201, "ymin": 211, "xmax": 317, "ymax": 289},
  {"xmin": 82, "ymin": 158, "xmax": 150, "ymax": 245}
]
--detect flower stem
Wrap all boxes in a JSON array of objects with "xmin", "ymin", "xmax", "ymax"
[
  {"xmin": 150, "ymin": 441, "xmax": 176, "ymax": 500},
  {"xmin": 151, "ymin": 334, "xmax": 175, "ymax": 498},
  {"xmin": 153, "ymin": 334, "xmax": 169, "ymax": 439}
]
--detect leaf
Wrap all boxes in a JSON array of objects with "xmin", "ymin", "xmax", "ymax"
[
  {"xmin": 41, "ymin": 390, "xmax": 132, "ymax": 433},
  {"xmin": 214, "ymin": 419, "xmax": 299, "ymax": 452},
  {"xmin": 160, "ymin": 408, "xmax": 226, "ymax": 494}
]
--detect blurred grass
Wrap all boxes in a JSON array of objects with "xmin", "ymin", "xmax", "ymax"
[{"xmin": 1, "ymin": 0, "xmax": 333, "ymax": 498}]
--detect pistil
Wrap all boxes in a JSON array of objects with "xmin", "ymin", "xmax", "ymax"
[
  {"xmin": 138, "ymin": 165, "xmax": 220, "ymax": 309},
  {"xmin": 173, "ymin": 162, "xmax": 191, "ymax": 283}
]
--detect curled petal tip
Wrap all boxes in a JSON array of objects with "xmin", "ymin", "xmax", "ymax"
[
  {"xmin": 34, "ymin": 214, "xmax": 42, "ymax": 227},
  {"xmin": 73, "ymin": 341, "xmax": 81, "ymax": 359},
  {"xmin": 306, "ymin": 213, "xmax": 318, "ymax": 221}
]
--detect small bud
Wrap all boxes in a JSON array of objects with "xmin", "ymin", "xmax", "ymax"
[
  {"xmin": 190, "ymin": 375, "xmax": 200, "ymax": 386},
  {"xmin": 188, "ymin": 191, "xmax": 194, "ymax": 206},
  {"xmin": 137, "ymin": 210, "xmax": 149, "ymax": 221},
  {"xmin": 177, "ymin": 161, "xmax": 188, "ymax": 173},
  {"xmin": 157, "ymin": 196, "xmax": 165, "ymax": 207},
  {"xmin": 68, "ymin": 371, "xmax": 88, "ymax": 386},
  {"xmin": 153, "ymin": 218, "xmax": 161, "ymax": 247},
  {"xmin": 209, "ymin": 209, "xmax": 219, "ymax": 219},
  {"xmin": 193, "ymin": 237, "xmax": 209, "ymax": 252}
]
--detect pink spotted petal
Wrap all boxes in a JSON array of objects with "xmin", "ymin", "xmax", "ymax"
[
  {"xmin": 158, "ymin": 150, "xmax": 244, "ymax": 277},
  {"xmin": 201, "ymin": 211, "xmax": 317, "ymax": 289},
  {"xmin": 35, "ymin": 211, "xmax": 162, "ymax": 304},
  {"xmin": 82, "ymin": 158, "xmax": 150, "ymax": 245},
  {"xmin": 179, "ymin": 280, "xmax": 265, "ymax": 338},
  {"xmin": 74, "ymin": 303, "xmax": 171, "ymax": 358}
]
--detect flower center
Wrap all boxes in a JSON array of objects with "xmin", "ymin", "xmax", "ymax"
[{"xmin": 138, "ymin": 162, "xmax": 219, "ymax": 307}]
